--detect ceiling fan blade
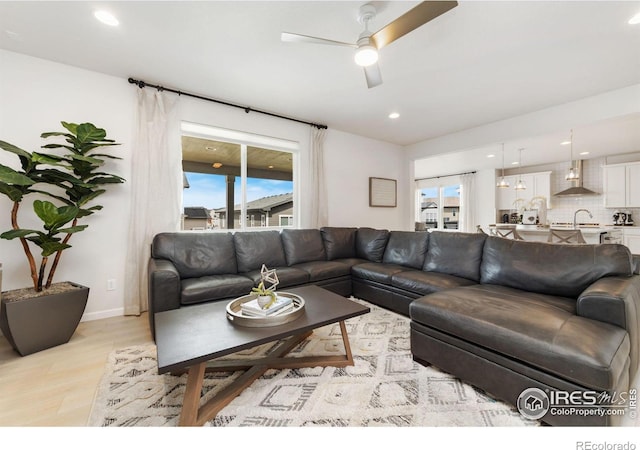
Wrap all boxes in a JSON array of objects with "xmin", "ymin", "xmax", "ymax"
[
  {"xmin": 371, "ymin": 1, "xmax": 458, "ymax": 50},
  {"xmin": 364, "ymin": 63, "xmax": 383, "ymax": 89},
  {"xmin": 281, "ymin": 32, "xmax": 356, "ymax": 48}
]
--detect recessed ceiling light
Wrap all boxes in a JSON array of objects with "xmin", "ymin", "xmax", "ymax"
[
  {"xmin": 388, "ymin": 112, "xmax": 400, "ymax": 119},
  {"xmin": 511, "ymin": 161, "xmax": 519, "ymax": 165},
  {"xmin": 560, "ymin": 140, "xmax": 571, "ymax": 146},
  {"xmin": 579, "ymin": 151, "xmax": 590, "ymax": 155},
  {"xmin": 629, "ymin": 12, "xmax": 640, "ymax": 25},
  {"xmin": 486, "ymin": 154, "xmax": 495, "ymax": 158},
  {"xmin": 94, "ymin": 10, "xmax": 119, "ymax": 27},
  {"xmin": 268, "ymin": 165, "xmax": 274, "ymax": 169}
]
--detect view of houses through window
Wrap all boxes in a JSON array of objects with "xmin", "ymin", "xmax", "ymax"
[
  {"xmin": 181, "ymin": 124, "xmax": 296, "ymax": 231},
  {"xmin": 418, "ymin": 184, "xmax": 460, "ymax": 230}
]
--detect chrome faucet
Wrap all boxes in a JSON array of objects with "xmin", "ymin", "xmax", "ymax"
[{"xmin": 573, "ymin": 209, "xmax": 593, "ymax": 229}]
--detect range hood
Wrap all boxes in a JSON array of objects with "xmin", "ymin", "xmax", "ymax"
[{"xmin": 554, "ymin": 160, "xmax": 599, "ymax": 197}]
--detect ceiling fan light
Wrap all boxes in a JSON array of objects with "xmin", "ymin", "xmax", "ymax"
[{"xmin": 354, "ymin": 45, "xmax": 378, "ymax": 67}]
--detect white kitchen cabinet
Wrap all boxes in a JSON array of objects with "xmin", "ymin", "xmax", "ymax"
[
  {"xmin": 623, "ymin": 228, "xmax": 640, "ymax": 254},
  {"xmin": 532, "ymin": 172, "xmax": 552, "ymax": 209},
  {"xmin": 495, "ymin": 171, "xmax": 551, "ymax": 210},
  {"xmin": 604, "ymin": 163, "xmax": 640, "ymax": 208}
]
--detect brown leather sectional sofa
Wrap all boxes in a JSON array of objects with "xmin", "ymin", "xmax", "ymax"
[{"xmin": 148, "ymin": 226, "xmax": 640, "ymax": 426}]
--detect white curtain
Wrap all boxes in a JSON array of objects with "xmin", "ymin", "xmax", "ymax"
[
  {"xmin": 459, "ymin": 172, "xmax": 477, "ymax": 233},
  {"xmin": 309, "ymin": 127, "xmax": 328, "ymax": 228},
  {"xmin": 124, "ymin": 89, "xmax": 181, "ymax": 315}
]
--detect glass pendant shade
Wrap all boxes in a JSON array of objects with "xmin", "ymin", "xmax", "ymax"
[
  {"xmin": 496, "ymin": 143, "xmax": 510, "ymax": 188},
  {"xmin": 565, "ymin": 129, "xmax": 580, "ymax": 181}
]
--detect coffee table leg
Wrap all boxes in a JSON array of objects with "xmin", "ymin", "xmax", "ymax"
[
  {"xmin": 177, "ymin": 320, "xmax": 356, "ymax": 426},
  {"xmin": 179, "ymin": 362, "xmax": 206, "ymax": 426}
]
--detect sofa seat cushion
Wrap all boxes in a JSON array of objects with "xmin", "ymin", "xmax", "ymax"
[
  {"xmin": 392, "ymin": 270, "xmax": 476, "ymax": 295},
  {"xmin": 352, "ymin": 262, "xmax": 410, "ymax": 285},
  {"xmin": 242, "ymin": 267, "xmax": 309, "ymax": 288},
  {"xmin": 181, "ymin": 274, "xmax": 254, "ymax": 305},
  {"xmin": 291, "ymin": 261, "xmax": 351, "ymax": 282},
  {"xmin": 410, "ymin": 284, "xmax": 630, "ymax": 390},
  {"xmin": 333, "ymin": 257, "xmax": 369, "ymax": 268}
]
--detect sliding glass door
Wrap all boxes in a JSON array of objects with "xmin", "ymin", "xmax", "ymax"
[{"xmin": 416, "ymin": 183, "xmax": 460, "ymax": 230}]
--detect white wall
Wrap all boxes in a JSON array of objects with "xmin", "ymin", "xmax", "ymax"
[
  {"xmin": 0, "ymin": 50, "xmax": 135, "ymax": 321},
  {"xmin": 405, "ymin": 84, "xmax": 640, "ymax": 160},
  {"xmin": 324, "ymin": 129, "xmax": 406, "ymax": 230},
  {"xmin": 0, "ymin": 49, "xmax": 407, "ymax": 322}
]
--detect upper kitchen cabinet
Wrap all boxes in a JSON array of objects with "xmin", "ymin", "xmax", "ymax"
[
  {"xmin": 603, "ymin": 163, "xmax": 640, "ymax": 208},
  {"xmin": 495, "ymin": 171, "xmax": 551, "ymax": 210}
]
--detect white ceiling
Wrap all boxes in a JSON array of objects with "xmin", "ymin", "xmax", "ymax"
[{"xmin": 1, "ymin": 1, "xmax": 639, "ymax": 168}]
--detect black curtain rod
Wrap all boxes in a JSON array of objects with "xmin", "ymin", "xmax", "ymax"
[
  {"xmin": 128, "ymin": 77, "xmax": 328, "ymax": 130},
  {"xmin": 415, "ymin": 170, "xmax": 476, "ymax": 182}
]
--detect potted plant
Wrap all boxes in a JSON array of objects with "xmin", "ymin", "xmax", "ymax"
[
  {"xmin": 251, "ymin": 281, "xmax": 277, "ymax": 309},
  {"xmin": 0, "ymin": 122, "xmax": 124, "ymax": 355}
]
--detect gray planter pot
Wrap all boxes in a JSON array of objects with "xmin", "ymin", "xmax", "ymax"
[{"xmin": 0, "ymin": 282, "xmax": 89, "ymax": 356}]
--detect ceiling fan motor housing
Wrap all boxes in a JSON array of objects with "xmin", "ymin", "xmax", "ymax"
[{"xmin": 357, "ymin": 3, "xmax": 377, "ymax": 25}]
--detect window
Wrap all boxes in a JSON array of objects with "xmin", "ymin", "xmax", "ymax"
[
  {"xmin": 279, "ymin": 215, "xmax": 294, "ymax": 227},
  {"xmin": 417, "ymin": 183, "xmax": 460, "ymax": 230},
  {"xmin": 181, "ymin": 123, "xmax": 298, "ymax": 230}
]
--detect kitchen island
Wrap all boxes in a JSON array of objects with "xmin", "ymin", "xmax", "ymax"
[{"xmin": 513, "ymin": 224, "xmax": 620, "ymax": 244}]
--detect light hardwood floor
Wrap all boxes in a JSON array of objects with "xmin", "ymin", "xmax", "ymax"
[
  {"xmin": 0, "ymin": 313, "xmax": 152, "ymax": 426},
  {"xmin": 2, "ymin": 311, "xmax": 638, "ymax": 428}
]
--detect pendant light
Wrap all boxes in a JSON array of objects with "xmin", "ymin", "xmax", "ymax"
[
  {"xmin": 496, "ymin": 143, "xmax": 510, "ymax": 188},
  {"xmin": 514, "ymin": 148, "xmax": 526, "ymax": 190},
  {"xmin": 565, "ymin": 129, "xmax": 580, "ymax": 181}
]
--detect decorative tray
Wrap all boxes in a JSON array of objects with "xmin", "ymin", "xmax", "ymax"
[{"xmin": 226, "ymin": 292, "xmax": 305, "ymax": 328}]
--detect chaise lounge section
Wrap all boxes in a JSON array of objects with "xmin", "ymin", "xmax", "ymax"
[{"xmin": 147, "ymin": 226, "xmax": 640, "ymax": 426}]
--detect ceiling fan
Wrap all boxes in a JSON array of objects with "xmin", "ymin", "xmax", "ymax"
[{"xmin": 281, "ymin": 1, "xmax": 458, "ymax": 89}]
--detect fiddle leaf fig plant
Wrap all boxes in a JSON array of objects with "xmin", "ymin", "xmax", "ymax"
[{"xmin": 0, "ymin": 122, "xmax": 124, "ymax": 292}]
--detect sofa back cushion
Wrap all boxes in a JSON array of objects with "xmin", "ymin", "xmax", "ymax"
[
  {"xmin": 424, "ymin": 231, "xmax": 486, "ymax": 282},
  {"xmin": 320, "ymin": 227, "xmax": 357, "ymax": 260},
  {"xmin": 151, "ymin": 232, "xmax": 237, "ymax": 278},
  {"xmin": 481, "ymin": 237, "xmax": 633, "ymax": 298},
  {"xmin": 383, "ymin": 231, "xmax": 429, "ymax": 269},
  {"xmin": 233, "ymin": 231, "xmax": 287, "ymax": 273},
  {"xmin": 281, "ymin": 229, "xmax": 327, "ymax": 265},
  {"xmin": 356, "ymin": 228, "xmax": 390, "ymax": 262}
]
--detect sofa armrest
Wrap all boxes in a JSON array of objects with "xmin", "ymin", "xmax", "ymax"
[
  {"xmin": 577, "ymin": 275, "xmax": 640, "ymax": 380},
  {"xmin": 148, "ymin": 258, "xmax": 181, "ymax": 339}
]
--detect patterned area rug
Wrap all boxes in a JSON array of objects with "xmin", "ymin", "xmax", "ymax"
[{"xmin": 88, "ymin": 299, "xmax": 538, "ymax": 427}]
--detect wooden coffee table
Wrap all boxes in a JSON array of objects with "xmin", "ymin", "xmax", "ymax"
[{"xmin": 154, "ymin": 285, "xmax": 370, "ymax": 426}]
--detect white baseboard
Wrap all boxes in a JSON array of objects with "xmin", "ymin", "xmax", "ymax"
[
  {"xmin": 81, "ymin": 307, "xmax": 124, "ymax": 322},
  {"xmin": 0, "ymin": 308, "xmax": 127, "ymax": 338}
]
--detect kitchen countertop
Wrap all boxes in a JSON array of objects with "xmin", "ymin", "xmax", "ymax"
[{"xmin": 513, "ymin": 225, "xmax": 616, "ymax": 235}]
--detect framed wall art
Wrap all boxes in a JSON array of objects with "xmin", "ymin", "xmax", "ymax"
[{"xmin": 369, "ymin": 177, "xmax": 397, "ymax": 207}]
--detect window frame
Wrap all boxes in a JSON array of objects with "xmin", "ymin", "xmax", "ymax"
[{"xmin": 181, "ymin": 121, "xmax": 300, "ymax": 231}]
